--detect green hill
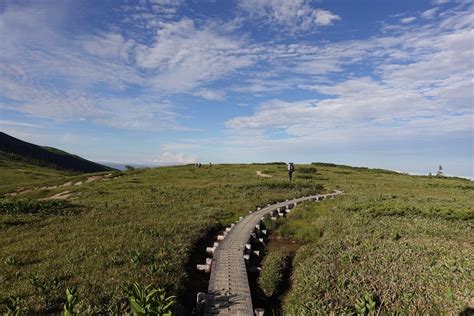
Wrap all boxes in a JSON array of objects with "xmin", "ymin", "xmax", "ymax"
[{"xmin": 0, "ymin": 132, "xmax": 114, "ymax": 173}]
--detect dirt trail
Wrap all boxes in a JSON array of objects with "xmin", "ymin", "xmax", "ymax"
[
  {"xmin": 4, "ymin": 173, "xmax": 117, "ymax": 199},
  {"xmin": 256, "ymin": 171, "xmax": 273, "ymax": 178},
  {"xmin": 39, "ymin": 190, "xmax": 80, "ymax": 200}
]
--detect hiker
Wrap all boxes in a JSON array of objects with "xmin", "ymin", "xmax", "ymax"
[
  {"xmin": 288, "ymin": 162, "xmax": 295, "ymax": 181},
  {"xmin": 209, "ymin": 162, "xmax": 212, "ymax": 167}
]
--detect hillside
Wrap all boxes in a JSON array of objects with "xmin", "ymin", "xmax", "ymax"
[
  {"xmin": 0, "ymin": 163, "xmax": 472, "ymax": 314},
  {"xmin": 0, "ymin": 132, "xmax": 114, "ymax": 173}
]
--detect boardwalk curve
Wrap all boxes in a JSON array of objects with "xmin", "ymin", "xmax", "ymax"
[{"xmin": 203, "ymin": 190, "xmax": 343, "ymax": 315}]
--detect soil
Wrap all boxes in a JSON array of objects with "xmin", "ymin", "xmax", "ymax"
[
  {"xmin": 40, "ymin": 190, "xmax": 80, "ymax": 200},
  {"xmin": 256, "ymin": 171, "xmax": 273, "ymax": 178}
]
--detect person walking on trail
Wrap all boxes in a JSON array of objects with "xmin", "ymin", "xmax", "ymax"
[{"xmin": 288, "ymin": 162, "xmax": 295, "ymax": 181}]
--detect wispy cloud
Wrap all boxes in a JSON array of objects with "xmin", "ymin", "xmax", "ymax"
[
  {"xmin": 401, "ymin": 16, "xmax": 416, "ymax": 23},
  {"xmin": 192, "ymin": 89, "xmax": 226, "ymax": 101},
  {"xmin": 152, "ymin": 151, "xmax": 197, "ymax": 164},
  {"xmin": 0, "ymin": 120, "xmax": 44, "ymax": 129},
  {"xmin": 0, "ymin": 0, "xmax": 472, "ymax": 176},
  {"xmin": 226, "ymin": 5, "xmax": 474, "ymax": 150},
  {"xmin": 136, "ymin": 18, "xmax": 254, "ymax": 93},
  {"xmin": 0, "ymin": 2, "xmax": 248, "ymax": 130},
  {"xmin": 239, "ymin": 0, "xmax": 340, "ymax": 32},
  {"xmin": 422, "ymin": 8, "xmax": 438, "ymax": 19}
]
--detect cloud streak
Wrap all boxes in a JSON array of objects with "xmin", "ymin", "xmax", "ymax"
[
  {"xmin": 239, "ymin": 0, "xmax": 340, "ymax": 32},
  {"xmin": 226, "ymin": 4, "xmax": 473, "ymax": 151}
]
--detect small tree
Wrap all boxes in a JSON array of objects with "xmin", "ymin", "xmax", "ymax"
[{"xmin": 125, "ymin": 165, "xmax": 135, "ymax": 171}]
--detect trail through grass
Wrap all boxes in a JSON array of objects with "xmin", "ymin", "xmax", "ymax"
[
  {"xmin": 1, "ymin": 160, "xmax": 472, "ymax": 313},
  {"xmin": 0, "ymin": 163, "xmax": 322, "ymax": 313}
]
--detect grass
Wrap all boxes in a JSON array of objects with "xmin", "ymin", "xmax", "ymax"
[
  {"xmin": 0, "ymin": 162, "xmax": 322, "ymax": 313},
  {"xmin": 0, "ymin": 132, "xmax": 113, "ymax": 173},
  {"xmin": 0, "ymin": 198, "xmax": 78, "ymax": 216},
  {"xmin": 0, "ymin": 153, "xmax": 71, "ymax": 195},
  {"xmin": 258, "ymin": 250, "xmax": 287, "ymax": 297},
  {"xmin": 276, "ymin": 163, "xmax": 474, "ymax": 314},
  {"xmin": 0, "ymin": 158, "xmax": 472, "ymax": 313}
]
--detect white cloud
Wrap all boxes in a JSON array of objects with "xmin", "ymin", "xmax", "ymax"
[
  {"xmin": 239, "ymin": 0, "xmax": 340, "ymax": 32},
  {"xmin": 401, "ymin": 16, "xmax": 416, "ymax": 23},
  {"xmin": 193, "ymin": 89, "xmax": 226, "ymax": 101},
  {"xmin": 79, "ymin": 33, "xmax": 136, "ymax": 62},
  {"xmin": 0, "ymin": 3, "xmax": 250, "ymax": 130},
  {"xmin": 136, "ymin": 18, "xmax": 254, "ymax": 92},
  {"xmin": 0, "ymin": 120, "xmax": 44, "ymax": 129},
  {"xmin": 313, "ymin": 9, "xmax": 341, "ymax": 26},
  {"xmin": 1, "ymin": 0, "xmax": 472, "ymax": 149},
  {"xmin": 230, "ymin": 77, "xmax": 306, "ymax": 94},
  {"xmin": 422, "ymin": 8, "xmax": 438, "ymax": 19},
  {"xmin": 152, "ymin": 152, "xmax": 197, "ymax": 164},
  {"xmin": 149, "ymin": 0, "xmax": 183, "ymax": 14},
  {"xmin": 226, "ymin": 7, "xmax": 474, "ymax": 148}
]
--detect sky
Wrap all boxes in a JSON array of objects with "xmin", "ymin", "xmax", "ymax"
[{"xmin": 0, "ymin": 0, "xmax": 473, "ymax": 178}]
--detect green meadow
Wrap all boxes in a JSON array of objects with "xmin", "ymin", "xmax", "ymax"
[
  {"xmin": 0, "ymin": 161, "xmax": 321, "ymax": 313},
  {"xmin": 1, "ymin": 159, "xmax": 473, "ymax": 314},
  {"xmin": 266, "ymin": 164, "xmax": 474, "ymax": 314}
]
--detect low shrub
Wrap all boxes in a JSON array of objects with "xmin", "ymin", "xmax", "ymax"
[
  {"xmin": 258, "ymin": 250, "xmax": 287, "ymax": 297},
  {"xmin": 0, "ymin": 198, "xmax": 77, "ymax": 216}
]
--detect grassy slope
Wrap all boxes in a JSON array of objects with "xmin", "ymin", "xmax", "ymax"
[
  {"xmin": 0, "ymin": 163, "xmax": 322, "ymax": 313},
  {"xmin": 0, "ymin": 132, "xmax": 114, "ymax": 173},
  {"xmin": 275, "ymin": 164, "xmax": 473, "ymax": 314},
  {"xmin": 0, "ymin": 154, "xmax": 116, "ymax": 196},
  {"xmin": 0, "ymin": 153, "xmax": 71, "ymax": 194},
  {"xmin": 0, "ymin": 162, "xmax": 472, "ymax": 313}
]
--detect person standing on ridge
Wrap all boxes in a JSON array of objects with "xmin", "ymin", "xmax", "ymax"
[{"xmin": 288, "ymin": 162, "xmax": 295, "ymax": 181}]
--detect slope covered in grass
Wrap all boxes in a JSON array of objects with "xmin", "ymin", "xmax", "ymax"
[
  {"xmin": 0, "ymin": 162, "xmax": 472, "ymax": 314},
  {"xmin": 0, "ymin": 152, "xmax": 117, "ymax": 196},
  {"xmin": 0, "ymin": 132, "xmax": 114, "ymax": 173},
  {"xmin": 274, "ymin": 163, "xmax": 474, "ymax": 314},
  {"xmin": 0, "ymin": 152, "xmax": 72, "ymax": 195},
  {"xmin": 0, "ymin": 164, "xmax": 322, "ymax": 313}
]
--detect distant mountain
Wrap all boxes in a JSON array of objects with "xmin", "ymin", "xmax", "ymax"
[
  {"xmin": 100, "ymin": 162, "xmax": 184, "ymax": 171},
  {"xmin": 0, "ymin": 132, "xmax": 115, "ymax": 173}
]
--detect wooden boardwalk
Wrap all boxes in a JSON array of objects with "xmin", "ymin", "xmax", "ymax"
[{"xmin": 204, "ymin": 191, "xmax": 342, "ymax": 315}]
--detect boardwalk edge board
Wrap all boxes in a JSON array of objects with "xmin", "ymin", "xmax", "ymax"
[{"xmin": 195, "ymin": 190, "xmax": 343, "ymax": 315}]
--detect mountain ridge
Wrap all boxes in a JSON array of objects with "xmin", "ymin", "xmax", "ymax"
[{"xmin": 0, "ymin": 131, "xmax": 115, "ymax": 173}]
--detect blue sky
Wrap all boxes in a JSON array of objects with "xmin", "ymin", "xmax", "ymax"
[{"xmin": 0, "ymin": 0, "xmax": 473, "ymax": 177}]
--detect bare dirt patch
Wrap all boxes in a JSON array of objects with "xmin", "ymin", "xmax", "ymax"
[
  {"xmin": 5, "ymin": 187, "xmax": 32, "ymax": 197},
  {"xmin": 86, "ymin": 176, "xmax": 101, "ymax": 183},
  {"xmin": 256, "ymin": 171, "xmax": 273, "ymax": 178},
  {"xmin": 40, "ymin": 190, "xmax": 80, "ymax": 201}
]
